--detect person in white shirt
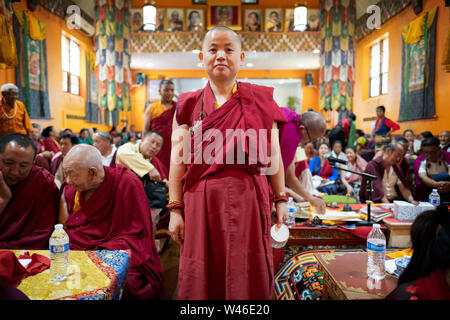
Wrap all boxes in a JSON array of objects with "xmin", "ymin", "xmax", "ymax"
[
  {"xmin": 93, "ymin": 131, "xmax": 117, "ymax": 167},
  {"xmin": 439, "ymin": 130, "xmax": 450, "ymax": 152}
]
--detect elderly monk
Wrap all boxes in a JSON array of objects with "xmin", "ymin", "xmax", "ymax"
[
  {"xmin": 360, "ymin": 142, "xmax": 415, "ymax": 203},
  {"xmin": 0, "ymin": 133, "xmax": 58, "ymax": 249},
  {"xmin": 0, "ymin": 84, "xmax": 34, "ymax": 138},
  {"xmin": 92, "ymin": 131, "xmax": 117, "ymax": 167},
  {"xmin": 279, "ymin": 107, "xmax": 327, "ymax": 213},
  {"xmin": 116, "ymin": 131, "xmax": 168, "ymax": 182},
  {"xmin": 59, "ymin": 144, "xmax": 164, "ymax": 299},
  {"xmin": 142, "ymin": 80, "xmax": 176, "ymax": 174},
  {"xmin": 169, "ymin": 26, "xmax": 287, "ymax": 300}
]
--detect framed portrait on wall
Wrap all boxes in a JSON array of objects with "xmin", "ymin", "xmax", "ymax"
[
  {"xmin": 284, "ymin": 9, "xmax": 295, "ymax": 32},
  {"xmin": 186, "ymin": 9, "xmax": 204, "ymax": 31},
  {"xmin": 156, "ymin": 8, "xmax": 165, "ymax": 31},
  {"xmin": 167, "ymin": 8, "xmax": 184, "ymax": 31},
  {"xmin": 244, "ymin": 9, "xmax": 262, "ymax": 31},
  {"xmin": 306, "ymin": 9, "xmax": 321, "ymax": 31},
  {"xmin": 207, "ymin": 0, "xmax": 242, "ymax": 31},
  {"xmin": 264, "ymin": 8, "xmax": 282, "ymax": 32},
  {"xmin": 130, "ymin": 9, "xmax": 143, "ymax": 32}
]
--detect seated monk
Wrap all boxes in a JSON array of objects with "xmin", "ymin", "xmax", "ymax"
[
  {"xmin": 58, "ymin": 144, "xmax": 164, "ymax": 299},
  {"xmin": 0, "ymin": 133, "xmax": 58, "ymax": 249},
  {"xmin": 116, "ymin": 131, "xmax": 168, "ymax": 183},
  {"xmin": 360, "ymin": 142, "xmax": 415, "ymax": 203}
]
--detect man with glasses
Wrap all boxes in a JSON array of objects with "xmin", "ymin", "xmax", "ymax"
[
  {"xmin": 0, "ymin": 83, "xmax": 33, "ymax": 139},
  {"xmin": 417, "ymin": 137, "xmax": 450, "ymax": 203},
  {"xmin": 360, "ymin": 142, "xmax": 415, "ymax": 203},
  {"xmin": 280, "ymin": 108, "xmax": 327, "ymax": 214}
]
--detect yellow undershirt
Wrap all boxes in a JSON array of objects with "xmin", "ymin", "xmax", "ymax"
[{"xmin": 214, "ymin": 82, "xmax": 237, "ymax": 109}]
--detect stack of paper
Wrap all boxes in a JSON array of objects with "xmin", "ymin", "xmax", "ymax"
[
  {"xmin": 312, "ymin": 210, "xmax": 362, "ymax": 221},
  {"xmin": 359, "ymin": 205, "xmax": 393, "ymax": 222}
]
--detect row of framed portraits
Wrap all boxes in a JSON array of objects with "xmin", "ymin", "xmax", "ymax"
[{"xmin": 130, "ymin": 7, "xmax": 320, "ymax": 33}]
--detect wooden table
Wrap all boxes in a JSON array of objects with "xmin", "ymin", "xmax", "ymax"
[
  {"xmin": 315, "ymin": 251, "xmax": 398, "ymax": 300},
  {"xmin": 382, "ymin": 217, "xmax": 413, "ymax": 248},
  {"xmin": 8, "ymin": 249, "xmax": 130, "ymax": 300}
]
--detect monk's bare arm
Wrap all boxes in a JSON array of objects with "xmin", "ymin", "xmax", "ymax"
[
  {"xmin": 285, "ymin": 161, "xmax": 326, "ymax": 214},
  {"xmin": 58, "ymin": 192, "xmax": 69, "ymax": 229},
  {"xmin": 142, "ymin": 108, "xmax": 152, "ymax": 137},
  {"xmin": 168, "ymin": 113, "xmax": 188, "ymax": 244},
  {"xmin": 0, "ymin": 171, "xmax": 11, "ymax": 216},
  {"xmin": 268, "ymin": 122, "xmax": 288, "ymax": 227}
]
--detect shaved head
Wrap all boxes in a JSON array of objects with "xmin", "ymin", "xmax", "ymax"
[
  {"xmin": 202, "ymin": 26, "xmax": 242, "ymax": 50},
  {"xmin": 301, "ymin": 111, "xmax": 327, "ymax": 135},
  {"xmin": 64, "ymin": 144, "xmax": 103, "ymax": 170},
  {"xmin": 63, "ymin": 144, "xmax": 105, "ymax": 193}
]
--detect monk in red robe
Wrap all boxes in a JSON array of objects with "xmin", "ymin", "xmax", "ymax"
[
  {"xmin": 142, "ymin": 80, "xmax": 177, "ymax": 174},
  {"xmin": 59, "ymin": 144, "xmax": 164, "ymax": 300},
  {"xmin": 0, "ymin": 133, "xmax": 58, "ymax": 249},
  {"xmin": 168, "ymin": 27, "xmax": 288, "ymax": 300}
]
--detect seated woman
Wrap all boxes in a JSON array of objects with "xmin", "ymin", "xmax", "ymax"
[
  {"xmin": 309, "ymin": 143, "xmax": 339, "ymax": 194},
  {"xmin": 386, "ymin": 205, "xmax": 450, "ymax": 300},
  {"xmin": 340, "ymin": 146, "xmax": 368, "ymax": 197},
  {"xmin": 417, "ymin": 137, "xmax": 450, "ymax": 203},
  {"xmin": 329, "ymin": 140, "xmax": 348, "ymax": 163}
]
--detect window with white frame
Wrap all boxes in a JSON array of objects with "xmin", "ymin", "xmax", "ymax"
[
  {"xmin": 61, "ymin": 35, "xmax": 80, "ymax": 95},
  {"xmin": 369, "ymin": 37, "xmax": 388, "ymax": 97}
]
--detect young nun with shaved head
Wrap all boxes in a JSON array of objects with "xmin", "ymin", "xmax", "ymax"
[
  {"xmin": 168, "ymin": 27, "xmax": 287, "ymax": 299},
  {"xmin": 59, "ymin": 144, "xmax": 164, "ymax": 299}
]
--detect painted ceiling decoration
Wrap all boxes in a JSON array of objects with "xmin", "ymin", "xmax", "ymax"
[{"xmin": 131, "ymin": 31, "xmax": 321, "ymax": 53}]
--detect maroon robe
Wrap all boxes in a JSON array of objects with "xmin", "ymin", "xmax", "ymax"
[
  {"xmin": 359, "ymin": 156, "xmax": 409, "ymax": 203},
  {"xmin": 0, "ymin": 166, "xmax": 58, "ymax": 249},
  {"xmin": 176, "ymin": 81, "xmax": 286, "ymax": 300},
  {"xmin": 151, "ymin": 155, "xmax": 168, "ymax": 181},
  {"xmin": 150, "ymin": 102, "xmax": 176, "ymax": 175},
  {"xmin": 62, "ymin": 165, "xmax": 164, "ymax": 300}
]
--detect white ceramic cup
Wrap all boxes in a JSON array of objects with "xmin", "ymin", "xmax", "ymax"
[{"xmin": 271, "ymin": 224, "xmax": 289, "ymax": 248}]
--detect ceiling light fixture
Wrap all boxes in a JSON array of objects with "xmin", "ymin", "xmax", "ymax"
[
  {"xmin": 143, "ymin": 1, "xmax": 156, "ymax": 32},
  {"xmin": 294, "ymin": 3, "xmax": 307, "ymax": 32},
  {"xmin": 246, "ymin": 63, "xmax": 254, "ymax": 67}
]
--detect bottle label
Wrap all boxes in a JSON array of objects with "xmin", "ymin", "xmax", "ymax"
[
  {"xmin": 50, "ymin": 243, "xmax": 69, "ymax": 254},
  {"xmin": 367, "ymin": 241, "xmax": 385, "ymax": 252}
]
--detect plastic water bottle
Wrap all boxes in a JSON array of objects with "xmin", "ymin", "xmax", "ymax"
[
  {"xmin": 366, "ymin": 224, "xmax": 386, "ymax": 280},
  {"xmin": 429, "ymin": 189, "xmax": 440, "ymax": 208},
  {"xmin": 49, "ymin": 224, "xmax": 70, "ymax": 282},
  {"xmin": 286, "ymin": 197, "xmax": 296, "ymax": 227}
]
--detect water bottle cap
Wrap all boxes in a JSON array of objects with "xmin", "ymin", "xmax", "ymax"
[
  {"xmin": 288, "ymin": 197, "xmax": 293, "ymax": 201},
  {"xmin": 373, "ymin": 223, "xmax": 380, "ymax": 229},
  {"xmin": 432, "ymin": 189, "xmax": 438, "ymax": 192},
  {"xmin": 54, "ymin": 224, "xmax": 63, "ymax": 229}
]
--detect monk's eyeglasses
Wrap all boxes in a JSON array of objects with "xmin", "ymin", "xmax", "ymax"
[{"xmin": 303, "ymin": 124, "xmax": 313, "ymax": 143}]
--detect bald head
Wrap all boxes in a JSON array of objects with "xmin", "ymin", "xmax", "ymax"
[
  {"xmin": 202, "ymin": 26, "xmax": 242, "ymax": 50},
  {"xmin": 64, "ymin": 144, "xmax": 103, "ymax": 170},
  {"xmin": 63, "ymin": 144, "xmax": 105, "ymax": 193},
  {"xmin": 300, "ymin": 111, "xmax": 327, "ymax": 143}
]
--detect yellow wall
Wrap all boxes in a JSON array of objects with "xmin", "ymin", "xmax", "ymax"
[
  {"xmin": 353, "ymin": 0, "xmax": 450, "ymax": 136},
  {"xmin": 0, "ymin": 1, "xmax": 123, "ymax": 133},
  {"xmin": 130, "ymin": 69, "xmax": 319, "ymax": 132}
]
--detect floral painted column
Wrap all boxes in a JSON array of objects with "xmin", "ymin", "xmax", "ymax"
[
  {"xmin": 319, "ymin": 0, "xmax": 356, "ymax": 112},
  {"xmin": 95, "ymin": 0, "xmax": 132, "ymax": 125}
]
